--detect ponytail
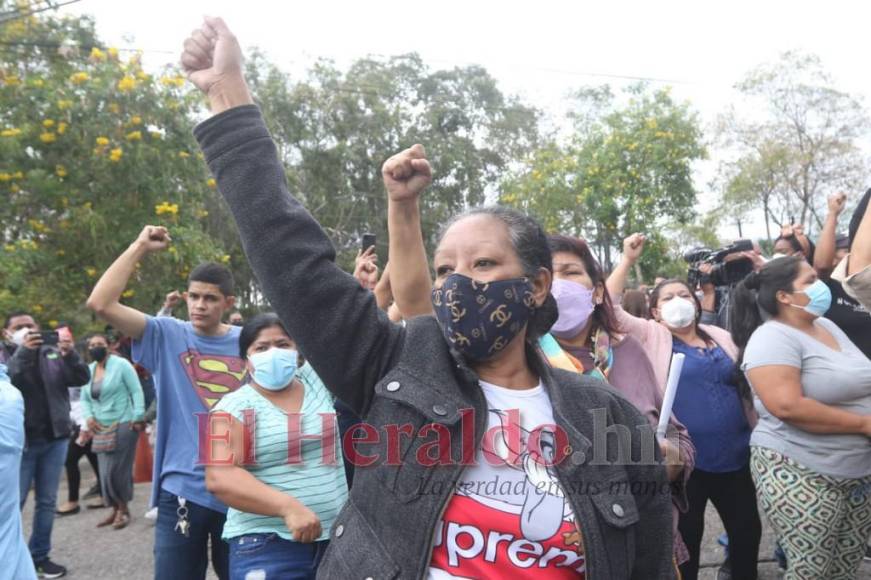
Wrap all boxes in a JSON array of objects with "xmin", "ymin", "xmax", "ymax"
[{"xmin": 730, "ymin": 256, "xmax": 803, "ymax": 396}]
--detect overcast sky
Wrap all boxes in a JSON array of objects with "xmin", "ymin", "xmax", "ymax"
[{"xmin": 60, "ymin": 0, "xmax": 871, "ymax": 242}]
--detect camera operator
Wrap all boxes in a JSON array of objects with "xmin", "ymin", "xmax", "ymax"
[
  {"xmin": 2, "ymin": 311, "xmax": 90, "ymax": 577},
  {"xmin": 685, "ymin": 241, "xmax": 766, "ymax": 332}
]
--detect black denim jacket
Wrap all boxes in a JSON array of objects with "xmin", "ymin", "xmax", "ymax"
[{"xmin": 195, "ymin": 105, "xmax": 675, "ymax": 579}]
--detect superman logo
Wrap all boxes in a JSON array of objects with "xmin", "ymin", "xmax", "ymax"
[{"xmin": 178, "ymin": 350, "xmax": 246, "ymax": 409}]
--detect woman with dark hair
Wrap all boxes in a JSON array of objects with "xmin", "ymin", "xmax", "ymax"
[
  {"xmin": 205, "ymin": 313, "xmax": 348, "ymax": 580},
  {"xmin": 545, "ymin": 234, "xmax": 695, "ymax": 569},
  {"xmin": 607, "ymin": 234, "xmax": 760, "ymax": 580},
  {"xmin": 184, "ymin": 18, "xmax": 674, "ymax": 579},
  {"xmin": 730, "ymin": 255, "xmax": 871, "ymax": 579},
  {"xmin": 772, "ymin": 224, "xmax": 815, "ymax": 263},
  {"xmin": 81, "ymin": 333, "xmax": 145, "ymax": 530}
]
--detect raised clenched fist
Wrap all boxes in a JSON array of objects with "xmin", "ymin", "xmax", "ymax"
[
  {"xmin": 382, "ymin": 144, "xmax": 433, "ymax": 203},
  {"xmin": 181, "ymin": 17, "xmax": 244, "ymax": 98},
  {"xmin": 135, "ymin": 225, "xmax": 172, "ymax": 253}
]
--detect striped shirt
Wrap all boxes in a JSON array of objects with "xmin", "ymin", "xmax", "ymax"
[{"xmin": 214, "ymin": 364, "xmax": 348, "ymax": 541}]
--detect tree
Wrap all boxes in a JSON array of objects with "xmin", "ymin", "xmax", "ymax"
[
  {"xmin": 502, "ymin": 83, "xmax": 705, "ymax": 276},
  {"xmin": 0, "ymin": 5, "xmax": 231, "ymax": 328},
  {"xmin": 246, "ymin": 52, "xmax": 540, "ymax": 268},
  {"xmin": 717, "ymin": 51, "xmax": 870, "ymax": 239}
]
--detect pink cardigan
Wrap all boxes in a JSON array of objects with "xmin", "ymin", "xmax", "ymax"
[{"xmin": 614, "ymin": 305, "xmax": 757, "ymax": 428}]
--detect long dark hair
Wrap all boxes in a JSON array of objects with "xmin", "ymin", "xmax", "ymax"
[
  {"xmin": 441, "ymin": 206, "xmax": 558, "ymax": 342},
  {"xmin": 238, "ymin": 313, "xmax": 291, "ymax": 360},
  {"xmin": 774, "ymin": 233, "xmax": 816, "ymax": 264},
  {"xmin": 648, "ymin": 279, "xmax": 714, "ymax": 345},
  {"xmin": 729, "ymin": 255, "xmax": 803, "ymax": 396},
  {"xmin": 547, "ymin": 234, "xmax": 622, "ymax": 337}
]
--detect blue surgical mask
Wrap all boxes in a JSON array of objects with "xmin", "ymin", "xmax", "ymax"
[
  {"xmin": 248, "ymin": 348, "xmax": 298, "ymax": 391},
  {"xmin": 790, "ymin": 279, "xmax": 832, "ymax": 318}
]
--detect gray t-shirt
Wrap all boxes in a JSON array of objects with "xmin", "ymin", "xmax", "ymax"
[{"xmin": 742, "ymin": 318, "xmax": 871, "ymax": 479}]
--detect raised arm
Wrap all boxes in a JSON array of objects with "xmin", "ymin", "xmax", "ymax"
[
  {"xmin": 605, "ymin": 233, "xmax": 645, "ymax": 299},
  {"xmin": 184, "ymin": 18, "xmax": 402, "ymax": 414},
  {"xmin": 813, "ymin": 192, "xmax": 846, "ymax": 278},
  {"xmin": 383, "ymin": 145, "xmax": 435, "ymax": 318},
  {"xmin": 86, "ymin": 226, "xmax": 171, "ymax": 340}
]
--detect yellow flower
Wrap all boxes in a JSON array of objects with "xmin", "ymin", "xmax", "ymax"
[
  {"xmin": 56, "ymin": 250, "xmax": 65, "ymax": 257},
  {"xmin": 83, "ymin": 201, "xmax": 92, "ymax": 210},
  {"xmin": 70, "ymin": 72, "xmax": 89, "ymax": 84},
  {"xmin": 95, "ymin": 136, "xmax": 110, "ymax": 146},
  {"xmin": 221, "ymin": 254, "xmax": 231, "ymax": 264},
  {"xmin": 42, "ymin": 119, "xmax": 55, "ymax": 128},
  {"xmin": 55, "ymin": 165, "xmax": 67, "ymax": 177},
  {"xmin": 126, "ymin": 130, "xmax": 142, "ymax": 141},
  {"xmin": 108, "ymin": 102, "xmax": 120, "ymax": 114},
  {"xmin": 48, "ymin": 320, "xmax": 58, "ymax": 329},
  {"xmin": 206, "ymin": 178, "xmax": 216, "ymax": 188},
  {"xmin": 136, "ymin": 71, "xmax": 150, "ymax": 82},
  {"xmin": 30, "ymin": 79, "xmax": 44, "ymax": 88},
  {"xmin": 155, "ymin": 202, "xmax": 180, "ymax": 216},
  {"xmin": 196, "ymin": 209, "xmax": 209, "ymax": 218},
  {"xmin": 1, "ymin": 128, "xmax": 21, "ymax": 137},
  {"xmin": 4, "ymin": 76, "xmax": 21, "ymax": 87},
  {"xmin": 130, "ymin": 115, "xmax": 142, "ymax": 125},
  {"xmin": 160, "ymin": 75, "xmax": 186, "ymax": 88},
  {"xmin": 12, "ymin": 171, "xmax": 23, "ymax": 179},
  {"xmin": 57, "ymin": 99, "xmax": 73, "ymax": 110},
  {"xmin": 85, "ymin": 267, "xmax": 97, "ymax": 277},
  {"xmin": 4, "ymin": 244, "xmax": 15, "ymax": 252},
  {"xmin": 646, "ymin": 118, "xmax": 658, "ymax": 130},
  {"xmin": 57, "ymin": 122, "xmax": 67, "ymax": 135},
  {"xmin": 39, "ymin": 132, "xmax": 57, "ymax": 143},
  {"xmin": 178, "ymin": 151, "xmax": 190, "ymax": 159},
  {"xmin": 32, "ymin": 304, "xmax": 43, "ymax": 313},
  {"xmin": 149, "ymin": 130, "xmax": 162, "ymax": 139},
  {"xmin": 11, "ymin": 184, "xmax": 20, "ymax": 193},
  {"xmin": 0, "ymin": 173, "xmax": 9, "ymax": 181},
  {"xmin": 90, "ymin": 47, "xmax": 106, "ymax": 61},
  {"xmin": 108, "ymin": 47, "xmax": 119, "ymax": 59},
  {"xmin": 121, "ymin": 289, "xmax": 135, "ymax": 298},
  {"xmin": 117, "ymin": 75, "xmax": 137, "ymax": 92},
  {"xmin": 109, "ymin": 147, "xmax": 123, "ymax": 162}
]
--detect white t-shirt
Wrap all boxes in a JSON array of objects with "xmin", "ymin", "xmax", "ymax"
[{"xmin": 427, "ymin": 380, "xmax": 585, "ymax": 579}]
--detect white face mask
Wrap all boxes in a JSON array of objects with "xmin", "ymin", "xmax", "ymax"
[
  {"xmin": 10, "ymin": 327, "xmax": 30, "ymax": 346},
  {"xmin": 660, "ymin": 297, "xmax": 696, "ymax": 329}
]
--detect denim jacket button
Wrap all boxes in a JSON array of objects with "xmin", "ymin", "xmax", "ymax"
[
  {"xmin": 432, "ymin": 404, "xmax": 448, "ymax": 416},
  {"xmin": 386, "ymin": 381, "xmax": 401, "ymax": 392},
  {"xmin": 612, "ymin": 503, "xmax": 625, "ymax": 518},
  {"xmin": 335, "ymin": 524, "xmax": 344, "ymax": 537}
]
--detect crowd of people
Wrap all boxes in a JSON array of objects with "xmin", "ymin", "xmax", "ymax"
[{"xmin": 1, "ymin": 16, "xmax": 870, "ymax": 580}]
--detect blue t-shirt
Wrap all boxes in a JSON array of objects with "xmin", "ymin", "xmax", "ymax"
[
  {"xmin": 133, "ymin": 316, "xmax": 244, "ymax": 512},
  {"xmin": 671, "ymin": 340, "xmax": 750, "ymax": 473}
]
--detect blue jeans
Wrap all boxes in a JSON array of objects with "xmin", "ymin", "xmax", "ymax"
[
  {"xmin": 154, "ymin": 489, "xmax": 229, "ymax": 580},
  {"xmin": 229, "ymin": 533, "xmax": 328, "ymax": 580},
  {"xmin": 19, "ymin": 436, "xmax": 69, "ymax": 563}
]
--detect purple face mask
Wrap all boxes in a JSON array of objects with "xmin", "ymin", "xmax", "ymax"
[{"xmin": 550, "ymin": 278, "xmax": 596, "ymax": 339}]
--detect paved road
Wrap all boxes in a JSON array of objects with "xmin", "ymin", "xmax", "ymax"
[{"xmin": 22, "ymin": 463, "xmax": 871, "ymax": 579}]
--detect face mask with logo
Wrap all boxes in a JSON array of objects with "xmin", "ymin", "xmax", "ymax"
[
  {"xmin": 789, "ymin": 279, "xmax": 832, "ymax": 318},
  {"xmin": 550, "ymin": 278, "xmax": 595, "ymax": 339},
  {"xmin": 88, "ymin": 346, "xmax": 108, "ymax": 362},
  {"xmin": 660, "ymin": 297, "xmax": 696, "ymax": 329},
  {"xmin": 431, "ymin": 273, "xmax": 536, "ymax": 361},
  {"xmin": 248, "ymin": 347, "xmax": 299, "ymax": 391}
]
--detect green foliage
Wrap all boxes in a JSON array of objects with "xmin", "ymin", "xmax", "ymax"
[
  {"xmin": 0, "ymin": 8, "xmax": 228, "ymax": 329},
  {"xmin": 247, "ymin": 52, "xmax": 540, "ymax": 268},
  {"xmin": 502, "ymin": 84, "xmax": 705, "ymax": 273}
]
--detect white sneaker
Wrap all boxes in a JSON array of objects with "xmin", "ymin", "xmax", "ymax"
[{"xmin": 144, "ymin": 507, "xmax": 158, "ymax": 524}]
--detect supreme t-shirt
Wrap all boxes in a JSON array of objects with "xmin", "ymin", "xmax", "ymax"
[{"xmin": 427, "ymin": 380, "xmax": 585, "ymax": 579}]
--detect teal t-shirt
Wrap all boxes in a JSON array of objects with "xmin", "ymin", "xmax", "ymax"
[{"xmin": 214, "ymin": 363, "xmax": 348, "ymax": 541}]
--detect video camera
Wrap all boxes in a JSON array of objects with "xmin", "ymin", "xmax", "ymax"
[{"xmin": 684, "ymin": 239, "xmax": 755, "ymax": 288}]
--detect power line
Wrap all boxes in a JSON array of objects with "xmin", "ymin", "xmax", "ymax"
[{"xmin": 0, "ymin": 0, "xmax": 81, "ymax": 24}]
